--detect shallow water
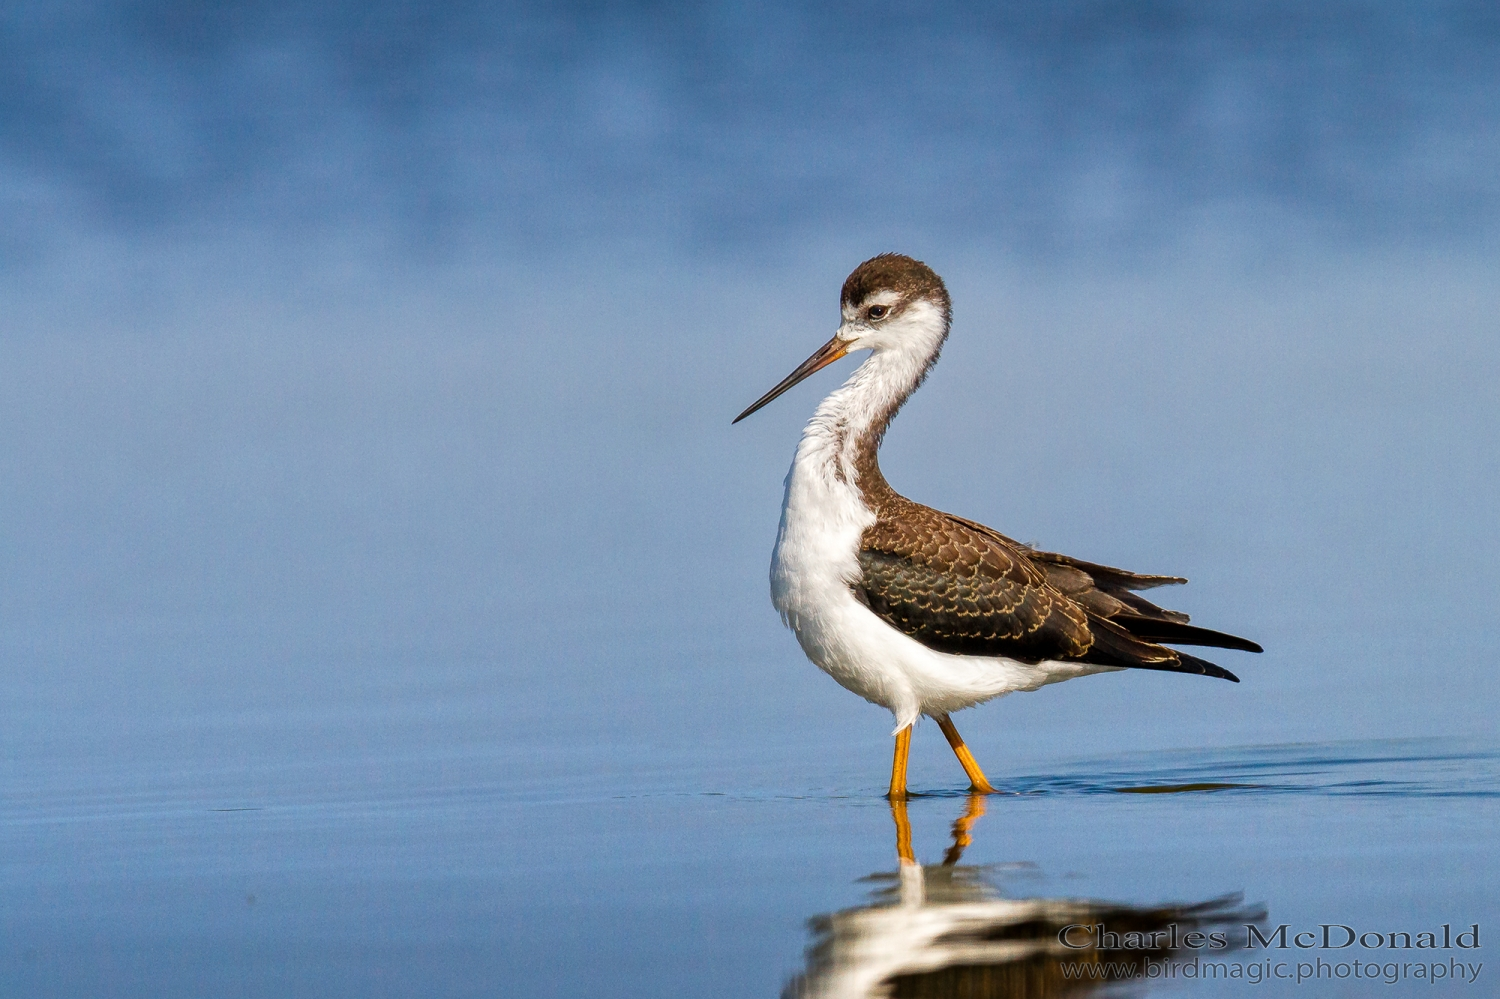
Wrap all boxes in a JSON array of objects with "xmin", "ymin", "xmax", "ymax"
[
  {"xmin": 3, "ymin": 731, "xmax": 1493, "ymax": 998},
  {"xmin": 5, "ymin": 4, "xmax": 1500, "ymax": 994},
  {"xmin": 4, "ymin": 259, "xmax": 1497, "ymax": 997}
]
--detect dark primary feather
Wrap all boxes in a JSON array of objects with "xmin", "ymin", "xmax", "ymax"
[
  {"xmin": 856, "ymin": 504, "xmax": 1259, "ymax": 682},
  {"xmin": 1109, "ymin": 614, "xmax": 1263, "ymax": 654}
]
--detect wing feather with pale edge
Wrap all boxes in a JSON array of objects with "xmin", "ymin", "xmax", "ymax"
[{"xmin": 856, "ymin": 505, "xmax": 1258, "ymax": 680}]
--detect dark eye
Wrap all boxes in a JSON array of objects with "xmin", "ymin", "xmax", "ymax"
[{"xmin": 867, "ymin": 305, "xmax": 889, "ymax": 321}]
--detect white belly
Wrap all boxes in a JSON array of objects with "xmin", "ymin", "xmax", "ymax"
[{"xmin": 768, "ymin": 447, "xmax": 1115, "ymax": 733}]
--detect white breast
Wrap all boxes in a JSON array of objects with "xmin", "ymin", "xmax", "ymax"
[{"xmin": 768, "ymin": 407, "xmax": 1110, "ymax": 734}]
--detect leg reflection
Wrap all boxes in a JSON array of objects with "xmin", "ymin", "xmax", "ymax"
[
  {"xmin": 941, "ymin": 793, "xmax": 987, "ymax": 866},
  {"xmin": 891, "ymin": 793, "xmax": 988, "ymax": 868},
  {"xmin": 889, "ymin": 797, "xmax": 915, "ymax": 865}
]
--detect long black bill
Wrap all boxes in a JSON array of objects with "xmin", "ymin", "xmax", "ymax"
[{"xmin": 732, "ymin": 335, "xmax": 850, "ymax": 424}]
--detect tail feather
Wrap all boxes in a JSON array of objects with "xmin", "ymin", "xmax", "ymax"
[
  {"xmin": 1028, "ymin": 549, "xmax": 1187, "ymax": 591},
  {"xmin": 1112, "ymin": 614, "xmax": 1264, "ymax": 654},
  {"xmin": 1174, "ymin": 652, "xmax": 1241, "ymax": 683},
  {"xmin": 1083, "ymin": 617, "xmax": 1243, "ymax": 683},
  {"xmin": 1125, "ymin": 652, "xmax": 1241, "ymax": 683}
]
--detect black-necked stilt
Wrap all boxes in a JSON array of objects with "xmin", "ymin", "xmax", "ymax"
[{"xmin": 735, "ymin": 254, "xmax": 1260, "ymax": 798}]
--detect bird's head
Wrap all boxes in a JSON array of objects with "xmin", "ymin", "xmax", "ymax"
[{"xmin": 734, "ymin": 253, "xmax": 951, "ymax": 423}]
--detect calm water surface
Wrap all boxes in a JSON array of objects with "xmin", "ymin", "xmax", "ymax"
[
  {"xmin": 3, "ymin": 722, "xmax": 1494, "ymax": 998},
  {"xmin": 3, "ymin": 261, "xmax": 1496, "ymax": 997},
  {"xmin": 5, "ymin": 4, "xmax": 1500, "ymax": 995}
]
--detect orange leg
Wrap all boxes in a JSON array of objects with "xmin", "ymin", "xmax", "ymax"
[
  {"xmin": 888, "ymin": 725, "xmax": 912, "ymax": 800},
  {"xmin": 935, "ymin": 714, "xmax": 997, "ymax": 794}
]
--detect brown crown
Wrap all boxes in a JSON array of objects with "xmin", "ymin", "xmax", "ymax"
[{"xmin": 840, "ymin": 253, "xmax": 950, "ymax": 314}]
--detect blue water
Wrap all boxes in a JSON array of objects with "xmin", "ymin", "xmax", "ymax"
[
  {"xmin": 3, "ymin": 728, "xmax": 1494, "ymax": 998},
  {"xmin": 3, "ymin": 255, "xmax": 1497, "ymax": 996},
  {"xmin": 4, "ymin": 250, "xmax": 1497, "ymax": 996},
  {"xmin": 5, "ymin": 6, "xmax": 1500, "ymax": 992}
]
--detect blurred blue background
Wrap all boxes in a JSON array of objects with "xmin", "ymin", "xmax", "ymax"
[
  {"xmin": 2, "ymin": 3, "xmax": 1498, "ymax": 997},
  {"xmin": 5, "ymin": 0, "xmax": 1496, "ymax": 759}
]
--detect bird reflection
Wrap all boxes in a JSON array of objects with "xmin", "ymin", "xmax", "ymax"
[{"xmin": 785, "ymin": 796, "xmax": 1261, "ymax": 999}]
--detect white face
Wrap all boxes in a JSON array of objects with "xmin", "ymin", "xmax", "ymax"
[
  {"xmin": 836, "ymin": 289, "xmax": 942, "ymax": 354},
  {"xmin": 733, "ymin": 281, "xmax": 948, "ymax": 423}
]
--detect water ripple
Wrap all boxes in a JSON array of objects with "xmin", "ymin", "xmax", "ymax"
[{"xmin": 986, "ymin": 739, "xmax": 1500, "ymax": 799}]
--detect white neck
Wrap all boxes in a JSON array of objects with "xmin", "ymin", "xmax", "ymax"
[
  {"xmin": 794, "ymin": 298, "xmax": 949, "ymax": 490},
  {"xmin": 769, "ymin": 297, "xmax": 951, "ymax": 723}
]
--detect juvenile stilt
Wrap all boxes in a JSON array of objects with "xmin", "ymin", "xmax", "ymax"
[
  {"xmin": 888, "ymin": 725, "xmax": 912, "ymax": 800},
  {"xmin": 737, "ymin": 255, "xmax": 1261, "ymax": 798},
  {"xmin": 935, "ymin": 713, "xmax": 997, "ymax": 794}
]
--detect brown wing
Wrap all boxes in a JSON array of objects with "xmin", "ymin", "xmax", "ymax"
[
  {"xmin": 1024, "ymin": 543, "xmax": 1263, "ymax": 654},
  {"xmin": 857, "ymin": 505, "xmax": 1258, "ymax": 680}
]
